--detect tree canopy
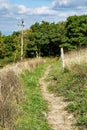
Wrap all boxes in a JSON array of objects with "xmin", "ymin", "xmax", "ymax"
[{"xmin": 0, "ymin": 14, "xmax": 87, "ymax": 64}]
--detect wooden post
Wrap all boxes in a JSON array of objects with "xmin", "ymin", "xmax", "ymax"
[
  {"xmin": 61, "ymin": 48, "xmax": 65, "ymax": 70},
  {"xmin": 36, "ymin": 50, "xmax": 38, "ymax": 58}
]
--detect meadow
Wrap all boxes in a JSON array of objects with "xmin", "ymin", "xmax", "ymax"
[
  {"xmin": 48, "ymin": 48, "xmax": 87, "ymax": 130},
  {"xmin": 0, "ymin": 48, "xmax": 87, "ymax": 130}
]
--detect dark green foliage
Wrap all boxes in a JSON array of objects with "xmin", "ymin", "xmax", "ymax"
[
  {"xmin": 2, "ymin": 36, "xmax": 15, "ymax": 57},
  {"xmin": 0, "ymin": 14, "xmax": 87, "ymax": 65},
  {"xmin": 66, "ymin": 15, "xmax": 87, "ymax": 48},
  {"xmin": 28, "ymin": 21, "xmax": 63, "ymax": 57}
]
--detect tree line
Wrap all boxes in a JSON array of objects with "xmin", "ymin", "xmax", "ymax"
[{"xmin": 0, "ymin": 14, "xmax": 87, "ymax": 64}]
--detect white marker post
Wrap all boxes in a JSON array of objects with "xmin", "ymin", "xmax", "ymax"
[{"xmin": 61, "ymin": 48, "xmax": 65, "ymax": 70}]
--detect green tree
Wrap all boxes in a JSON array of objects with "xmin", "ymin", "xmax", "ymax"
[
  {"xmin": 27, "ymin": 21, "xmax": 67, "ymax": 57},
  {"xmin": 66, "ymin": 15, "xmax": 87, "ymax": 48},
  {"xmin": 2, "ymin": 36, "xmax": 15, "ymax": 58},
  {"xmin": 0, "ymin": 32, "xmax": 5, "ymax": 58}
]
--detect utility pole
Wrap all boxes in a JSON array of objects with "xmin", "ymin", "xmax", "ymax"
[{"xmin": 20, "ymin": 19, "xmax": 24, "ymax": 60}]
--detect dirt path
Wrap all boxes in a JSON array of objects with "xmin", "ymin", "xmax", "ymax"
[{"xmin": 39, "ymin": 66, "xmax": 77, "ymax": 130}]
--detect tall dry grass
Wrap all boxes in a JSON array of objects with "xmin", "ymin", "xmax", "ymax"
[
  {"xmin": 0, "ymin": 57, "xmax": 44, "ymax": 75},
  {"xmin": 64, "ymin": 48, "xmax": 87, "ymax": 70},
  {"xmin": 0, "ymin": 70, "xmax": 23, "ymax": 129},
  {"xmin": 0, "ymin": 57, "xmax": 44, "ymax": 129}
]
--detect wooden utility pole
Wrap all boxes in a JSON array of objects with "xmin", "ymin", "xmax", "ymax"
[
  {"xmin": 61, "ymin": 48, "xmax": 65, "ymax": 70},
  {"xmin": 21, "ymin": 19, "xmax": 24, "ymax": 60}
]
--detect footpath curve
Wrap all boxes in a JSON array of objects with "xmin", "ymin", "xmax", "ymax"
[{"xmin": 39, "ymin": 65, "xmax": 77, "ymax": 130}]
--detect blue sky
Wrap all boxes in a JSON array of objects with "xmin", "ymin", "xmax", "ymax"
[{"xmin": 0, "ymin": 0, "xmax": 87, "ymax": 35}]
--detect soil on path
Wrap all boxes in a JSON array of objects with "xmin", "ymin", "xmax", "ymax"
[{"xmin": 39, "ymin": 66, "xmax": 77, "ymax": 130}]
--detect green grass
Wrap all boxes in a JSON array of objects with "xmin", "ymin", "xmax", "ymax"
[
  {"xmin": 47, "ymin": 60, "xmax": 87, "ymax": 130},
  {"xmin": 0, "ymin": 57, "xmax": 14, "ymax": 67},
  {"xmin": 15, "ymin": 63, "xmax": 52, "ymax": 130}
]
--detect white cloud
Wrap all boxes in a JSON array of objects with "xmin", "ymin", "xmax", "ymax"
[
  {"xmin": 0, "ymin": 0, "xmax": 10, "ymax": 10},
  {"xmin": 52, "ymin": 0, "xmax": 69, "ymax": 7},
  {"xmin": 1, "ymin": 0, "xmax": 87, "ymax": 34},
  {"xmin": 28, "ymin": 6, "xmax": 58, "ymax": 15},
  {"xmin": 52, "ymin": 0, "xmax": 87, "ymax": 8},
  {"xmin": 52, "ymin": 0, "xmax": 87, "ymax": 9},
  {"xmin": 0, "ymin": 0, "xmax": 87, "ymax": 18},
  {"xmin": 17, "ymin": 5, "xmax": 30, "ymax": 14},
  {"xmin": 51, "ymin": 0, "xmax": 87, "ymax": 20},
  {"xmin": 0, "ymin": 1, "xmax": 58, "ymax": 17},
  {"xmin": 11, "ymin": 4, "xmax": 57, "ymax": 16}
]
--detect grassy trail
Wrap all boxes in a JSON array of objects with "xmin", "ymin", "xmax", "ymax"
[
  {"xmin": 17, "ymin": 58, "xmax": 77, "ymax": 130},
  {"xmin": 39, "ymin": 64, "xmax": 77, "ymax": 130},
  {"xmin": 14, "ymin": 57, "xmax": 87, "ymax": 130},
  {"xmin": 16, "ymin": 63, "xmax": 52, "ymax": 130}
]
